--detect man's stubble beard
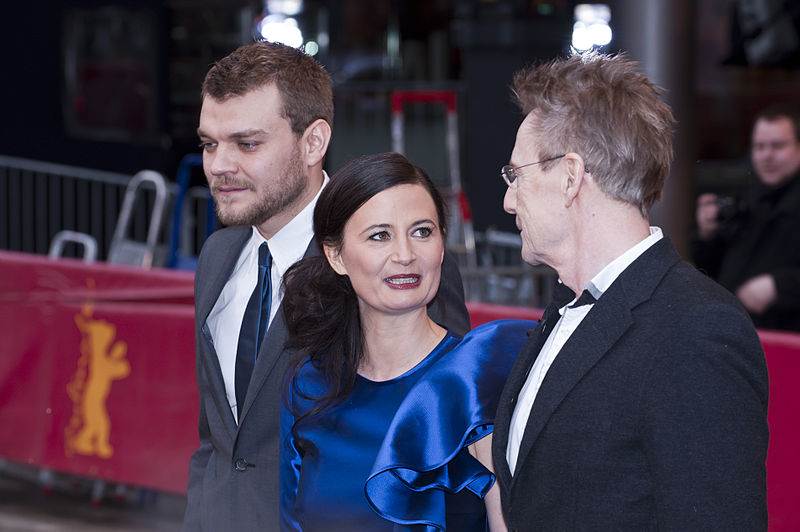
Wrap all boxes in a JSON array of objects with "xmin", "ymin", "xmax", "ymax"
[{"xmin": 212, "ymin": 149, "xmax": 307, "ymax": 227}]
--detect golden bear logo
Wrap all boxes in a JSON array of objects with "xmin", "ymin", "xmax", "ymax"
[{"xmin": 65, "ymin": 279, "xmax": 130, "ymax": 459}]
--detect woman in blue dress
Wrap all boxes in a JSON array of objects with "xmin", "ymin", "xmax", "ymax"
[{"xmin": 280, "ymin": 152, "xmax": 533, "ymax": 531}]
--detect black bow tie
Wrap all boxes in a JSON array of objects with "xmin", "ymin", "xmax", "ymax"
[{"xmin": 569, "ymin": 289, "xmax": 597, "ymax": 308}]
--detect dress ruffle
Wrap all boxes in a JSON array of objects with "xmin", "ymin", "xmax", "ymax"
[{"xmin": 364, "ymin": 319, "xmax": 535, "ymax": 530}]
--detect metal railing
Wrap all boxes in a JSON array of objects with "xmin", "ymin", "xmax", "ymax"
[
  {"xmin": 0, "ymin": 155, "xmax": 174, "ymax": 261},
  {"xmin": 461, "ymin": 264, "xmax": 557, "ymax": 308},
  {"xmin": 461, "ymin": 229, "xmax": 558, "ymax": 308},
  {"xmin": 0, "ymin": 153, "xmax": 555, "ymax": 305}
]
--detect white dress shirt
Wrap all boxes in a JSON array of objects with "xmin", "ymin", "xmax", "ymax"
[
  {"xmin": 206, "ymin": 173, "xmax": 329, "ymax": 423},
  {"xmin": 506, "ymin": 227, "xmax": 664, "ymax": 474}
]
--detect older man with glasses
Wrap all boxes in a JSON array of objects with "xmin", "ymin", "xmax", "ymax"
[{"xmin": 490, "ymin": 52, "xmax": 769, "ymax": 531}]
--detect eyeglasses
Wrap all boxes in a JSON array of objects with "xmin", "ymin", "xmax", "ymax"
[{"xmin": 501, "ymin": 154, "xmax": 566, "ymax": 187}]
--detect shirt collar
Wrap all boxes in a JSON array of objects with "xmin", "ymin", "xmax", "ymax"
[
  {"xmin": 588, "ymin": 226, "xmax": 663, "ymax": 297},
  {"xmin": 560, "ymin": 226, "xmax": 663, "ymax": 311},
  {"xmin": 251, "ymin": 170, "xmax": 330, "ymax": 277}
]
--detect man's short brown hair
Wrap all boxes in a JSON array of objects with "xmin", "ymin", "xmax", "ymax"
[
  {"xmin": 202, "ymin": 41, "xmax": 333, "ymax": 137},
  {"xmin": 512, "ymin": 52, "xmax": 675, "ymax": 216}
]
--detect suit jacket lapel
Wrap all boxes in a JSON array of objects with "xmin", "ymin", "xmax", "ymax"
[
  {"xmin": 510, "ymin": 296, "xmax": 634, "ymax": 489},
  {"xmin": 238, "ymin": 239, "xmax": 321, "ymax": 423},
  {"xmin": 197, "ymin": 226, "xmax": 251, "ymax": 326},
  {"xmin": 509, "ymin": 238, "xmax": 682, "ymax": 488},
  {"xmin": 494, "ymin": 285, "xmax": 572, "ymax": 489},
  {"xmin": 197, "ymin": 226, "xmax": 251, "ymax": 436}
]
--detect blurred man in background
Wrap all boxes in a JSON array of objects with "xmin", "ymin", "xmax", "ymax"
[{"xmin": 694, "ymin": 103, "xmax": 800, "ymax": 331}]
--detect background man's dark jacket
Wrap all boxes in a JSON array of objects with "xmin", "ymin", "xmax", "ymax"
[{"xmin": 693, "ymin": 172, "xmax": 800, "ymax": 331}]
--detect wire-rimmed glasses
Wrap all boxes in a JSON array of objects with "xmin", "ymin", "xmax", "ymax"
[{"xmin": 501, "ymin": 154, "xmax": 566, "ymax": 187}]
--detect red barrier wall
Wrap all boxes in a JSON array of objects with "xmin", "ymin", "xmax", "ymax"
[
  {"xmin": 1, "ymin": 251, "xmax": 798, "ymax": 529},
  {"xmin": 758, "ymin": 330, "xmax": 800, "ymax": 531},
  {"xmin": 0, "ymin": 251, "xmax": 197, "ymax": 493}
]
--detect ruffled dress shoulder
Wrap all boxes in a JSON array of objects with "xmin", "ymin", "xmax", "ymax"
[
  {"xmin": 281, "ymin": 319, "xmax": 535, "ymax": 531},
  {"xmin": 365, "ymin": 319, "xmax": 533, "ymax": 529}
]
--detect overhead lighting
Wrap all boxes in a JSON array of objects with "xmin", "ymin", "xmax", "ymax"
[
  {"xmin": 572, "ymin": 4, "xmax": 612, "ymax": 52},
  {"xmin": 257, "ymin": 14, "xmax": 303, "ymax": 48},
  {"xmin": 266, "ymin": 0, "xmax": 302, "ymax": 16}
]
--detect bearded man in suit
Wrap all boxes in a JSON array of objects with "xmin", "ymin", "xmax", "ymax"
[
  {"xmin": 184, "ymin": 41, "xmax": 469, "ymax": 531},
  {"xmin": 491, "ymin": 52, "xmax": 769, "ymax": 530}
]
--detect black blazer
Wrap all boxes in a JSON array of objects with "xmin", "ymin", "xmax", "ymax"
[
  {"xmin": 182, "ymin": 225, "xmax": 470, "ymax": 531},
  {"xmin": 492, "ymin": 238, "xmax": 769, "ymax": 531}
]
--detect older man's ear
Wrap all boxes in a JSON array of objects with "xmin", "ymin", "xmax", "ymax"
[{"xmin": 561, "ymin": 153, "xmax": 589, "ymax": 208}]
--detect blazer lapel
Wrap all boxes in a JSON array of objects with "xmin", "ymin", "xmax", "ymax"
[
  {"xmin": 509, "ymin": 238, "xmax": 682, "ymax": 488},
  {"xmin": 494, "ymin": 324, "xmax": 547, "ymax": 489},
  {"xmin": 494, "ymin": 285, "xmax": 572, "ymax": 489},
  {"xmin": 510, "ymin": 297, "xmax": 633, "ymax": 488},
  {"xmin": 238, "ymin": 239, "xmax": 321, "ymax": 423},
  {"xmin": 196, "ymin": 226, "xmax": 251, "ymax": 326},
  {"xmin": 198, "ymin": 226, "xmax": 251, "ymax": 436}
]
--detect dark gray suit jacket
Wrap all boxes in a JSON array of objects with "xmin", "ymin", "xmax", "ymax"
[
  {"xmin": 183, "ymin": 225, "xmax": 470, "ymax": 531},
  {"xmin": 492, "ymin": 237, "xmax": 769, "ymax": 531}
]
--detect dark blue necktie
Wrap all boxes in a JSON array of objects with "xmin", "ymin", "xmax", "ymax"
[{"xmin": 235, "ymin": 242, "xmax": 272, "ymax": 420}]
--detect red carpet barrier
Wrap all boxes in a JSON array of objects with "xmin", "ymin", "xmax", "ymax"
[
  {"xmin": 0, "ymin": 251, "xmax": 197, "ymax": 493},
  {"xmin": 0, "ymin": 251, "xmax": 798, "ymax": 529},
  {"xmin": 758, "ymin": 329, "xmax": 800, "ymax": 531},
  {"xmin": 467, "ymin": 301, "xmax": 544, "ymax": 327}
]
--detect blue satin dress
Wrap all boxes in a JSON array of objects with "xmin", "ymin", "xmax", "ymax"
[{"xmin": 280, "ymin": 319, "xmax": 534, "ymax": 531}]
